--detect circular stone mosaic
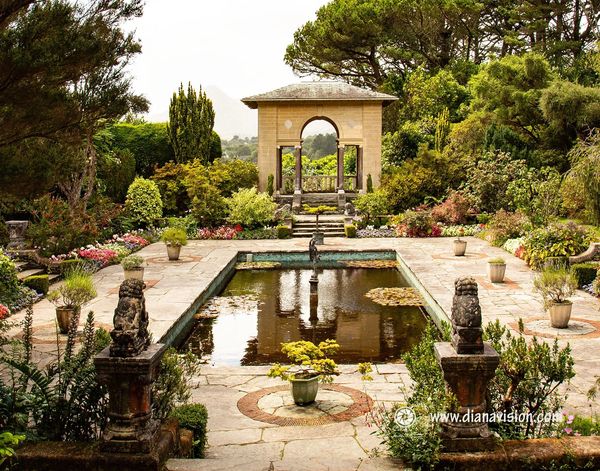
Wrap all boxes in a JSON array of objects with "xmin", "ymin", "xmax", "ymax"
[
  {"xmin": 515, "ymin": 318, "xmax": 600, "ymax": 339},
  {"xmin": 145, "ymin": 255, "xmax": 203, "ymax": 265},
  {"xmin": 238, "ymin": 384, "xmax": 373, "ymax": 426},
  {"xmin": 431, "ymin": 252, "xmax": 488, "ymax": 261}
]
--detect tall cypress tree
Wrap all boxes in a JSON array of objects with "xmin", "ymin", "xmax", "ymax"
[{"xmin": 167, "ymin": 82, "xmax": 215, "ymax": 163}]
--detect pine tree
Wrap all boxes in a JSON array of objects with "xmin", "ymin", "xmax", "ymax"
[{"xmin": 167, "ymin": 83, "xmax": 215, "ymax": 164}]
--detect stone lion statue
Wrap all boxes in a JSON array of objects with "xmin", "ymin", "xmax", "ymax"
[
  {"xmin": 110, "ymin": 279, "xmax": 150, "ymax": 357},
  {"xmin": 451, "ymin": 277, "xmax": 483, "ymax": 354}
]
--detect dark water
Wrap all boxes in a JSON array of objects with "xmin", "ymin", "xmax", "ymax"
[{"xmin": 183, "ymin": 268, "xmax": 428, "ymax": 365}]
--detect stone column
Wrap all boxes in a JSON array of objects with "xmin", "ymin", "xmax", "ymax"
[
  {"xmin": 294, "ymin": 145, "xmax": 302, "ymax": 192},
  {"xmin": 356, "ymin": 146, "xmax": 363, "ymax": 191},
  {"xmin": 336, "ymin": 145, "xmax": 345, "ymax": 191},
  {"xmin": 434, "ymin": 277, "xmax": 500, "ymax": 452}
]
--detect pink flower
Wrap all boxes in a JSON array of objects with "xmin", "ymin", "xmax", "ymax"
[
  {"xmin": 0, "ymin": 304, "xmax": 10, "ymax": 320},
  {"xmin": 564, "ymin": 427, "xmax": 573, "ymax": 435}
]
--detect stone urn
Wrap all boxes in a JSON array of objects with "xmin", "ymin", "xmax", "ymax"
[
  {"xmin": 454, "ymin": 239, "xmax": 467, "ymax": 256},
  {"xmin": 56, "ymin": 306, "xmax": 80, "ymax": 334},
  {"xmin": 124, "ymin": 267, "xmax": 145, "ymax": 281},
  {"xmin": 6, "ymin": 220, "xmax": 30, "ymax": 249},
  {"xmin": 290, "ymin": 375, "xmax": 319, "ymax": 406},
  {"xmin": 312, "ymin": 231, "xmax": 324, "ymax": 246},
  {"xmin": 549, "ymin": 301, "xmax": 572, "ymax": 328},
  {"xmin": 487, "ymin": 260, "xmax": 506, "ymax": 283},
  {"xmin": 166, "ymin": 244, "xmax": 182, "ymax": 261}
]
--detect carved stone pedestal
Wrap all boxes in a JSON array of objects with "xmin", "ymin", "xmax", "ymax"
[
  {"xmin": 6, "ymin": 220, "xmax": 30, "ymax": 249},
  {"xmin": 95, "ymin": 343, "xmax": 167, "ymax": 454},
  {"xmin": 434, "ymin": 341, "xmax": 500, "ymax": 452}
]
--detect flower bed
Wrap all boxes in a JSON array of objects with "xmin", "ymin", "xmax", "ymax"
[
  {"xmin": 357, "ymin": 226, "xmax": 397, "ymax": 238},
  {"xmin": 196, "ymin": 225, "xmax": 277, "ymax": 240},
  {"xmin": 440, "ymin": 224, "xmax": 483, "ymax": 237}
]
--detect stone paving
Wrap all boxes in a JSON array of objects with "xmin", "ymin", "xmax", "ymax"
[{"xmin": 6, "ymin": 236, "xmax": 600, "ymax": 469}]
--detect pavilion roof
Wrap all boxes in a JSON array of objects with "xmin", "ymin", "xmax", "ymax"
[{"xmin": 241, "ymin": 81, "xmax": 398, "ymax": 109}]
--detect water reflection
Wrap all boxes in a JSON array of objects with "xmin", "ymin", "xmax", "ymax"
[{"xmin": 184, "ymin": 268, "xmax": 428, "ymax": 365}]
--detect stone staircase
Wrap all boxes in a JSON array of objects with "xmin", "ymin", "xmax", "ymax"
[
  {"xmin": 292, "ymin": 216, "xmax": 346, "ymax": 238},
  {"xmin": 14, "ymin": 259, "xmax": 59, "ymax": 284}
]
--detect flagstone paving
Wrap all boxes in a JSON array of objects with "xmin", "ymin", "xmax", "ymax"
[{"xmin": 5, "ymin": 236, "xmax": 600, "ymax": 469}]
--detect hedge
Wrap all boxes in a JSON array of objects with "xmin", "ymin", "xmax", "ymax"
[
  {"xmin": 23, "ymin": 275, "xmax": 50, "ymax": 295},
  {"xmin": 169, "ymin": 403, "xmax": 208, "ymax": 458},
  {"xmin": 276, "ymin": 225, "xmax": 291, "ymax": 239},
  {"xmin": 345, "ymin": 225, "xmax": 357, "ymax": 238},
  {"xmin": 571, "ymin": 263, "xmax": 599, "ymax": 288}
]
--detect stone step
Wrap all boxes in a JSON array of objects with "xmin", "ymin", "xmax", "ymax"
[
  {"xmin": 292, "ymin": 231, "xmax": 346, "ymax": 238},
  {"xmin": 293, "ymin": 222, "xmax": 345, "ymax": 227},
  {"xmin": 48, "ymin": 274, "xmax": 61, "ymax": 285},
  {"xmin": 17, "ymin": 268, "xmax": 46, "ymax": 281},
  {"xmin": 14, "ymin": 260, "xmax": 29, "ymax": 271}
]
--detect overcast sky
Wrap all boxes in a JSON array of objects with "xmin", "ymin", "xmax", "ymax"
[{"xmin": 128, "ymin": 0, "xmax": 330, "ymax": 137}]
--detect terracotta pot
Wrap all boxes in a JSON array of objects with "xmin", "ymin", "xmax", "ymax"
[
  {"xmin": 167, "ymin": 244, "xmax": 182, "ymax": 261},
  {"xmin": 454, "ymin": 239, "xmax": 467, "ymax": 256},
  {"xmin": 55, "ymin": 306, "xmax": 80, "ymax": 334},
  {"xmin": 290, "ymin": 375, "xmax": 320, "ymax": 406},
  {"xmin": 123, "ymin": 267, "xmax": 144, "ymax": 281},
  {"xmin": 487, "ymin": 263, "xmax": 506, "ymax": 283},
  {"xmin": 548, "ymin": 302, "xmax": 572, "ymax": 328}
]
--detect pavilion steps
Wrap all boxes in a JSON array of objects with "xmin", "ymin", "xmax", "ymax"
[{"xmin": 292, "ymin": 219, "xmax": 346, "ymax": 238}]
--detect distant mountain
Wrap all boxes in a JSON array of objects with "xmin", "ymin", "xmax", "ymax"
[{"xmin": 205, "ymin": 85, "xmax": 257, "ymax": 139}]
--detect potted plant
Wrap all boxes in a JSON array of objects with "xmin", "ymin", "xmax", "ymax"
[
  {"xmin": 303, "ymin": 205, "xmax": 337, "ymax": 245},
  {"xmin": 268, "ymin": 340, "xmax": 340, "ymax": 406},
  {"xmin": 121, "ymin": 254, "xmax": 145, "ymax": 280},
  {"xmin": 161, "ymin": 227, "xmax": 188, "ymax": 261},
  {"xmin": 454, "ymin": 228, "xmax": 467, "ymax": 256},
  {"xmin": 533, "ymin": 268, "xmax": 578, "ymax": 328},
  {"xmin": 487, "ymin": 257, "xmax": 506, "ymax": 283},
  {"xmin": 48, "ymin": 271, "xmax": 96, "ymax": 334}
]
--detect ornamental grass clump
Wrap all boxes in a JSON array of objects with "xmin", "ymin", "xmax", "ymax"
[
  {"xmin": 48, "ymin": 271, "xmax": 97, "ymax": 309},
  {"xmin": 533, "ymin": 268, "xmax": 577, "ymax": 309},
  {"xmin": 161, "ymin": 227, "xmax": 188, "ymax": 246}
]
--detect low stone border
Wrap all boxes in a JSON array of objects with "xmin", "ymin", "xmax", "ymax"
[
  {"xmin": 237, "ymin": 384, "xmax": 373, "ymax": 426},
  {"xmin": 510, "ymin": 317, "xmax": 600, "ymax": 339}
]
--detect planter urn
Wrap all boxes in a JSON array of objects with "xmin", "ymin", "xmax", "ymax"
[
  {"xmin": 454, "ymin": 239, "xmax": 467, "ymax": 256},
  {"xmin": 548, "ymin": 302, "xmax": 572, "ymax": 328},
  {"xmin": 487, "ymin": 263, "xmax": 506, "ymax": 283},
  {"xmin": 166, "ymin": 244, "xmax": 182, "ymax": 261},
  {"xmin": 56, "ymin": 306, "xmax": 80, "ymax": 334},
  {"xmin": 123, "ymin": 267, "xmax": 144, "ymax": 281},
  {"xmin": 290, "ymin": 375, "xmax": 320, "ymax": 406}
]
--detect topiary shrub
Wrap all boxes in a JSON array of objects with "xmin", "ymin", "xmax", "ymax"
[
  {"xmin": 344, "ymin": 225, "xmax": 357, "ymax": 238},
  {"xmin": 169, "ymin": 403, "xmax": 208, "ymax": 458},
  {"xmin": 266, "ymin": 174, "xmax": 274, "ymax": 197},
  {"xmin": 571, "ymin": 263, "xmax": 599, "ymax": 288},
  {"xmin": 366, "ymin": 174, "xmax": 373, "ymax": 193},
  {"xmin": 23, "ymin": 275, "xmax": 49, "ymax": 295},
  {"xmin": 125, "ymin": 177, "xmax": 163, "ymax": 227},
  {"xmin": 276, "ymin": 225, "xmax": 291, "ymax": 239},
  {"xmin": 226, "ymin": 188, "xmax": 276, "ymax": 229}
]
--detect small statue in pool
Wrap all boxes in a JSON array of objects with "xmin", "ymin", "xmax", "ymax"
[
  {"xmin": 309, "ymin": 236, "xmax": 320, "ymax": 264},
  {"xmin": 110, "ymin": 278, "xmax": 150, "ymax": 357}
]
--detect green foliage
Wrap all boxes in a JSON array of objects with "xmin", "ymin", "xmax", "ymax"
[
  {"xmin": 567, "ymin": 131, "xmax": 600, "ymax": 225},
  {"xmin": 125, "ymin": 178, "xmax": 163, "ymax": 227},
  {"xmin": 533, "ymin": 268, "xmax": 578, "ymax": 307},
  {"xmin": 120, "ymin": 254, "xmax": 145, "ymax": 271},
  {"xmin": 488, "ymin": 257, "xmax": 506, "ymax": 265},
  {"xmin": 96, "ymin": 129, "xmax": 137, "ymax": 203},
  {"xmin": 23, "ymin": 275, "xmax": 49, "ymax": 295},
  {"xmin": 344, "ymin": 225, "xmax": 357, "ymax": 238},
  {"xmin": 151, "ymin": 161, "xmax": 191, "ymax": 215},
  {"xmin": 183, "ymin": 164, "xmax": 227, "ymax": 227},
  {"xmin": 302, "ymin": 205, "xmax": 337, "ymax": 215},
  {"xmin": 152, "ymin": 349, "xmax": 201, "ymax": 421},
  {"xmin": 397, "ymin": 210, "xmax": 441, "ymax": 238},
  {"xmin": 353, "ymin": 191, "xmax": 389, "ymax": 223},
  {"xmin": 381, "ymin": 122, "xmax": 433, "ymax": 168},
  {"xmin": 302, "ymin": 133, "xmax": 337, "ymax": 158},
  {"xmin": 169, "ymin": 404, "xmax": 208, "ymax": 458},
  {"xmin": 523, "ymin": 223, "xmax": 590, "ymax": 269},
  {"xmin": 506, "ymin": 167, "xmax": 563, "ymax": 226},
  {"xmin": 276, "ymin": 225, "xmax": 291, "ymax": 239},
  {"xmin": 483, "ymin": 123, "xmax": 533, "ymax": 165},
  {"xmin": 208, "ymin": 159, "xmax": 259, "ymax": 197},
  {"xmin": 161, "ymin": 227, "xmax": 188, "ymax": 247},
  {"xmin": 60, "ymin": 259, "xmax": 87, "ymax": 277},
  {"xmin": 464, "ymin": 151, "xmax": 528, "ymax": 213},
  {"xmin": 226, "ymin": 188, "xmax": 276, "ymax": 229},
  {"xmin": 366, "ymin": 174, "xmax": 373, "ymax": 193},
  {"xmin": 267, "ymin": 174, "xmax": 274, "ymax": 196},
  {"xmin": 0, "ymin": 308, "xmax": 111, "ymax": 441},
  {"xmin": 268, "ymin": 340, "xmax": 340, "ymax": 383},
  {"xmin": 483, "ymin": 320, "xmax": 575, "ymax": 438},
  {"xmin": 0, "ymin": 431, "xmax": 25, "ymax": 466},
  {"xmin": 48, "ymin": 271, "xmax": 96, "ymax": 309},
  {"xmin": 570, "ymin": 263, "xmax": 599, "ymax": 288},
  {"xmin": 167, "ymin": 83, "xmax": 215, "ymax": 164},
  {"xmin": 0, "ymin": 252, "xmax": 20, "ymax": 309},
  {"xmin": 484, "ymin": 210, "xmax": 531, "ymax": 247},
  {"xmin": 108, "ymin": 122, "xmax": 175, "ymax": 177},
  {"xmin": 209, "ymin": 131, "xmax": 222, "ymax": 163}
]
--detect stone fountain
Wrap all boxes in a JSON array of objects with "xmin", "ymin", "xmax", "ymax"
[{"xmin": 434, "ymin": 277, "xmax": 500, "ymax": 452}]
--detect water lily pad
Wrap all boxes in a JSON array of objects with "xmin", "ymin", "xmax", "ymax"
[
  {"xmin": 342, "ymin": 260, "xmax": 398, "ymax": 269},
  {"xmin": 365, "ymin": 287, "xmax": 424, "ymax": 306}
]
